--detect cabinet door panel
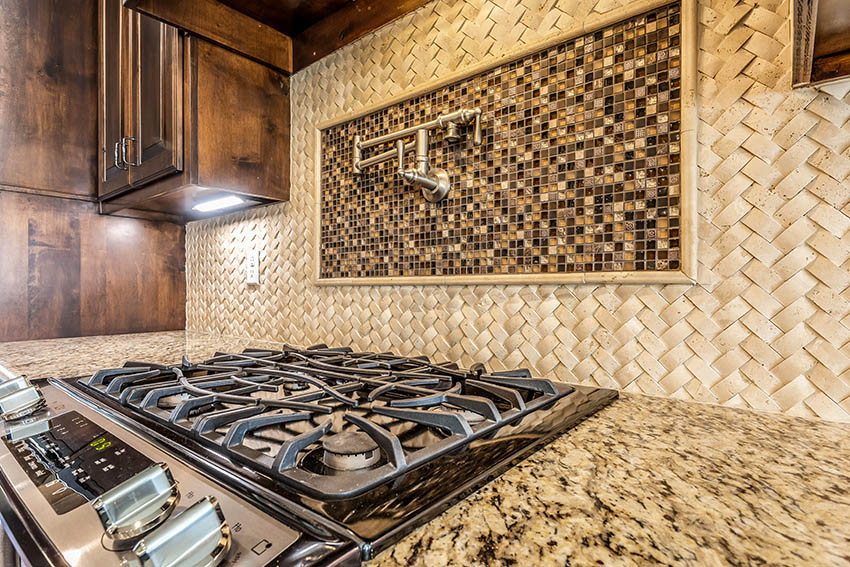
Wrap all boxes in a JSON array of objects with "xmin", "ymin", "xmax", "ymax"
[
  {"xmin": 195, "ymin": 39, "xmax": 289, "ymax": 200},
  {"xmin": 128, "ymin": 11, "xmax": 182, "ymax": 187},
  {"xmin": 99, "ymin": 0, "xmax": 130, "ymax": 196}
]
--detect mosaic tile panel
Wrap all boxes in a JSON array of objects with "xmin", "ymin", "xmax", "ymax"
[{"xmin": 321, "ymin": 3, "xmax": 683, "ymax": 279}]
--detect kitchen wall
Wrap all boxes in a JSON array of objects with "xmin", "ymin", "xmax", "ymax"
[
  {"xmin": 0, "ymin": 0, "xmax": 186, "ymax": 342},
  {"xmin": 0, "ymin": 192, "xmax": 186, "ymax": 342},
  {"xmin": 187, "ymin": 0, "xmax": 850, "ymax": 422}
]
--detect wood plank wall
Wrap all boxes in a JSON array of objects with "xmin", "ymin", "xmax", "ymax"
[
  {"xmin": 0, "ymin": 0, "xmax": 187, "ymax": 342},
  {"xmin": 0, "ymin": 192, "xmax": 186, "ymax": 342}
]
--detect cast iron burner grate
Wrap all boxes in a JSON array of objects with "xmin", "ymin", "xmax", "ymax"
[{"xmin": 77, "ymin": 345, "xmax": 574, "ymax": 499}]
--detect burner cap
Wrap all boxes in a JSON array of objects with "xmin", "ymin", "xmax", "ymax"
[
  {"xmin": 322, "ymin": 431, "xmax": 380, "ymax": 470},
  {"xmin": 283, "ymin": 380, "xmax": 309, "ymax": 391}
]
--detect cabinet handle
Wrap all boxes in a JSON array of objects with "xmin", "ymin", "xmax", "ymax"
[
  {"xmin": 114, "ymin": 141, "xmax": 128, "ymax": 171},
  {"xmin": 121, "ymin": 136, "xmax": 139, "ymax": 167}
]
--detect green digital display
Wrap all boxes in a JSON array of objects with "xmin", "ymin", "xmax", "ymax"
[{"xmin": 89, "ymin": 436, "xmax": 112, "ymax": 451}]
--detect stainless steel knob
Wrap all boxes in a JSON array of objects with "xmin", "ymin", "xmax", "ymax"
[
  {"xmin": 0, "ymin": 376, "xmax": 27, "ymax": 396},
  {"xmin": 92, "ymin": 463, "xmax": 180, "ymax": 546},
  {"xmin": 132, "ymin": 496, "xmax": 231, "ymax": 567},
  {"xmin": 0, "ymin": 377, "xmax": 45, "ymax": 421},
  {"xmin": 6, "ymin": 416, "xmax": 50, "ymax": 441}
]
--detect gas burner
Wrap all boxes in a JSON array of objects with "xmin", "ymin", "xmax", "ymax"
[
  {"xmin": 283, "ymin": 381, "xmax": 310, "ymax": 392},
  {"xmin": 321, "ymin": 431, "xmax": 380, "ymax": 470}
]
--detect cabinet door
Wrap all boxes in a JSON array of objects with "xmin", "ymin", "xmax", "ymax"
[
  {"xmin": 126, "ymin": 11, "xmax": 182, "ymax": 187},
  {"xmin": 194, "ymin": 38, "xmax": 290, "ymax": 201},
  {"xmin": 98, "ymin": 0, "xmax": 131, "ymax": 196}
]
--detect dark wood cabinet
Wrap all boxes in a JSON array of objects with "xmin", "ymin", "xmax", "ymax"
[
  {"xmin": 98, "ymin": 0, "xmax": 289, "ymax": 222},
  {"xmin": 0, "ymin": 0, "xmax": 188, "ymax": 342},
  {"xmin": 192, "ymin": 39, "xmax": 290, "ymax": 199},
  {"xmin": 0, "ymin": 0, "xmax": 97, "ymax": 199},
  {"xmin": 99, "ymin": 1, "xmax": 180, "ymax": 197},
  {"xmin": 99, "ymin": 0, "xmax": 132, "ymax": 195},
  {"xmin": 127, "ymin": 10, "xmax": 183, "ymax": 187}
]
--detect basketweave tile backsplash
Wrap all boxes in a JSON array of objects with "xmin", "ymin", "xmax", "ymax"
[{"xmin": 319, "ymin": 3, "xmax": 682, "ymax": 279}]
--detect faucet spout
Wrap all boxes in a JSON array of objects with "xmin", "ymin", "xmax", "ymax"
[
  {"xmin": 397, "ymin": 129, "xmax": 450, "ymax": 202},
  {"xmin": 399, "ymin": 168, "xmax": 450, "ymax": 202}
]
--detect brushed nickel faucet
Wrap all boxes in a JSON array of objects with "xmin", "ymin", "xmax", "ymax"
[{"xmin": 352, "ymin": 107, "xmax": 482, "ymax": 202}]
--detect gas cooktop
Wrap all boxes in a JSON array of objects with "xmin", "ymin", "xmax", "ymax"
[{"xmin": 0, "ymin": 344, "xmax": 617, "ymax": 566}]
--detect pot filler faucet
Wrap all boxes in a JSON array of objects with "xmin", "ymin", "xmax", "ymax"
[{"xmin": 352, "ymin": 107, "xmax": 482, "ymax": 202}]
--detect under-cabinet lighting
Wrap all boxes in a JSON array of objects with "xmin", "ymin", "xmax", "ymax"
[{"xmin": 192, "ymin": 195, "xmax": 245, "ymax": 212}]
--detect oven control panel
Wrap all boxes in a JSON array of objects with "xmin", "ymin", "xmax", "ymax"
[
  {"xmin": 0, "ymin": 383, "xmax": 301, "ymax": 567},
  {"xmin": 4, "ymin": 410, "xmax": 156, "ymax": 515}
]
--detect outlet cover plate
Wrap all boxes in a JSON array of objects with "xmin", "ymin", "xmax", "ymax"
[{"xmin": 247, "ymin": 250, "xmax": 260, "ymax": 285}]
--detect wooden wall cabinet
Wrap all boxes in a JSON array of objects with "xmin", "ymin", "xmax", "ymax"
[
  {"xmin": 100, "ymin": 1, "xmax": 181, "ymax": 197},
  {"xmin": 0, "ymin": 0, "xmax": 97, "ymax": 199},
  {"xmin": 98, "ymin": 0, "xmax": 290, "ymax": 222},
  {"xmin": 793, "ymin": 0, "xmax": 850, "ymax": 86},
  {"xmin": 0, "ymin": 0, "xmax": 187, "ymax": 342}
]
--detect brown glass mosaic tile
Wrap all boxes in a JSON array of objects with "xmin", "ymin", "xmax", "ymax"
[{"xmin": 320, "ymin": 3, "xmax": 682, "ymax": 279}]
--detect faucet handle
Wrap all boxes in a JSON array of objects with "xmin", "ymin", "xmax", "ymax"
[
  {"xmin": 396, "ymin": 139, "xmax": 405, "ymax": 175},
  {"xmin": 353, "ymin": 135, "xmax": 363, "ymax": 174},
  {"xmin": 472, "ymin": 108, "xmax": 482, "ymax": 146}
]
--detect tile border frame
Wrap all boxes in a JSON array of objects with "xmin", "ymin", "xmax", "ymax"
[{"xmin": 312, "ymin": 0, "xmax": 698, "ymax": 286}]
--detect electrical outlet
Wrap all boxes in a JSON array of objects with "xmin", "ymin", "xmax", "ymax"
[{"xmin": 246, "ymin": 250, "xmax": 260, "ymax": 285}]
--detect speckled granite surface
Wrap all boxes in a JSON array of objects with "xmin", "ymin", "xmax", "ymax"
[
  {"xmin": 1, "ymin": 332, "xmax": 849, "ymax": 566},
  {"xmin": 0, "ymin": 331, "xmax": 280, "ymax": 379},
  {"xmin": 369, "ymin": 393, "xmax": 850, "ymax": 567}
]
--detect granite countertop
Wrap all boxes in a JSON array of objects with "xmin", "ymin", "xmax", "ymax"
[{"xmin": 1, "ymin": 331, "xmax": 849, "ymax": 567}]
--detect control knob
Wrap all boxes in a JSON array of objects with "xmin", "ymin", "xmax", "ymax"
[
  {"xmin": 131, "ymin": 496, "xmax": 231, "ymax": 567},
  {"xmin": 0, "ymin": 376, "xmax": 46, "ymax": 421},
  {"xmin": 92, "ymin": 463, "xmax": 180, "ymax": 547}
]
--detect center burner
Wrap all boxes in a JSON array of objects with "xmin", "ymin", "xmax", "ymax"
[{"xmin": 322, "ymin": 431, "xmax": 380, "ymax": 470}]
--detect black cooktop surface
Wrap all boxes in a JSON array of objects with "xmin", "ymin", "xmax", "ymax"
[{"xmin": 66, "ymin": 345, "xmax": 617, "ymax": 554}]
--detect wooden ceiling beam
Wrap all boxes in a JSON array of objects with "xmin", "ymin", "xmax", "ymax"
[
  {"xmin": 123, "ymin": 0, "xmax": 292, "ymax": 74},
  {"xmin": 292, "ymin": 0, "xmax": 433, "ymax": 72}
]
